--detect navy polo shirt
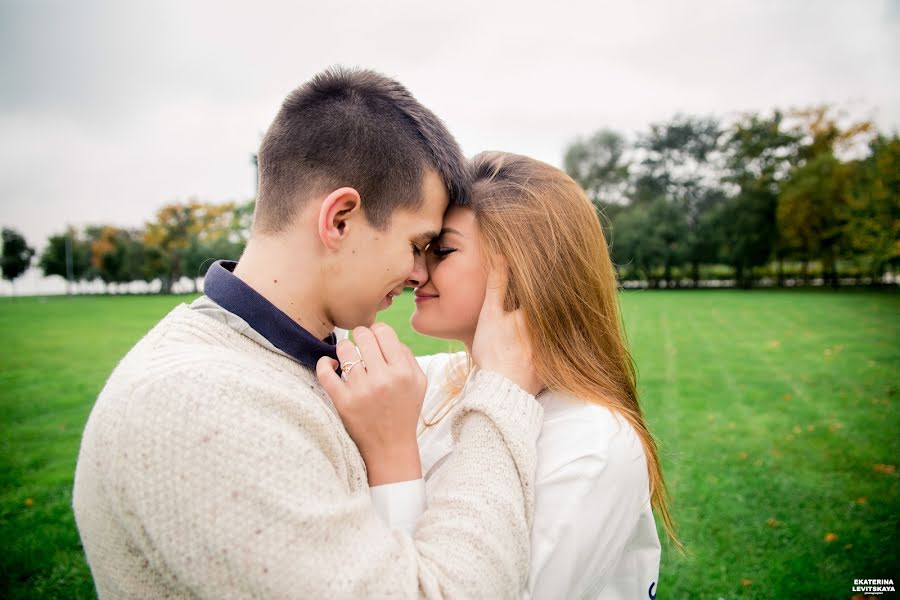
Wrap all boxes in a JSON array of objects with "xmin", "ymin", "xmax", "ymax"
[{"xmin": 203, "ymin": 260, "xmax": 339, "ymax": 370}]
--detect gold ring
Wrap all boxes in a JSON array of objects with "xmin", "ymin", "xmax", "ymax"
[{"xmin": 340, "ymin": 359, "xmax": 365, "ymax": 381}]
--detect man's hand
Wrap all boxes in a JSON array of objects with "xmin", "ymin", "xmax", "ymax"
[
  {"xmin": 472, "ymin": 258, "xmax": 542, "ymax": 396},
  {"xmin": 316, "ymin": 323, "xmax": 425, "ymax": 486}
]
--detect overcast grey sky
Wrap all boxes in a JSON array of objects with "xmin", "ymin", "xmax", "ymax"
[{"xmin": 2, "ymin": 0, "xmax": 898, "ymax": 253}]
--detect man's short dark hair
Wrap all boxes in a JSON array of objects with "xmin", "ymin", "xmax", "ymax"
[{"xmin": 254, "ymin": 66, "xmax": 471, "ymax": 233}]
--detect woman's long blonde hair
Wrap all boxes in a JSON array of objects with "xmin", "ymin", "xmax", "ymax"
[{"xmin": 441, "ymin": 151, "xmax": 682, "ymax": 552}]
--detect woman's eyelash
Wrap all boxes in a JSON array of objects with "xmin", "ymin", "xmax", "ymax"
[{"xmin": 431, "ymin": 246, "xmax": 456, "ymax": 257}]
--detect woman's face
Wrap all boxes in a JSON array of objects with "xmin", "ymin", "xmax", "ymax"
[{"xmin": 410, "ymin": 206, "xmax": 487, "ymax": 347}]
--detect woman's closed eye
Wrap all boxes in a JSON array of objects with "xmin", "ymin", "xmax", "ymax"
[{"xmin": 429, "ymin": 245, "xmax": 457, "ymax": 258}]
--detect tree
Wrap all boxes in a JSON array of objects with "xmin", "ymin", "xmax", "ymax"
[
  {"xmin": 1, "ymin": 228, "xmax": 35, "ymax": 293},
  {"xmin": 610, "ymin": 198, "xmax": 689, "ymax": 287},
  {"xmin": 88, "ymin": 226, "xmax": 155, "ymax": 292},
  {"xmin": 635, "ymin": 115, "xmax": 726, "ymax": 286},
  {"xmin": 844, "ymin": 135, "xmax": 900, "ymax": 280},
  {"xmin": 564, "ymin": 129, "xmax": 631, "ymax": 208},
  {"xmin": 721, "ymin": 111, "xmax": 802, "ymax": 287},
  {"xmin": 776, "ymin": 106, "xmax": 876, "ymax": 287},
  {"xmin": 40, "ymin": 227, "xmax": 92, "ymax": 293},
  {"xmin": 778, "ymin": 153, "xmax": 854, "ymax": 288},
  {"xmin": 144, "ymin": 200, "xmax": 245, "ymax": 293}
]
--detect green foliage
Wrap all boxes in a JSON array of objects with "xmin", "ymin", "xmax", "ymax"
[
  {"xmin": 36, "ymin": 200, "xmax": 255, "ymax": 294},
  {"xmin": 611, "ymin": 197, "xmax": 689, "ymax": 286},
  {"xmin": 144, "ymin": 199, "xmax": 253, "ymax": 293},
  {"xmin": 778, "ymin": 153, "xmax": 853, "ymax": 286},
  {"xmin": 565, "ymin": 105, "xmax": 893, "ymax": 287},
  {"xmin": 844, "ymin": 135, "xmax": 900, "ymax": 277},
  {"xmin": 564, "ymin": 129, "xmax": 630, "ymax": 206},
  {"xmin": 1, "ymin": 228, "xmax": 35, "ymax": 283},
  {"xmin": 39, "ymin": 229, "xmax": 92, "ymax": 284}
]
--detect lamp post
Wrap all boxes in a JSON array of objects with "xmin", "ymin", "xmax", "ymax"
[{"xmin": 65, "ymin": 227, "xmax": 74, "ymax": 296}]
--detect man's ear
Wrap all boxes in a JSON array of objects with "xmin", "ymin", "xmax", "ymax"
[{"xmin": 318, "ymin": 187, "xmax": 362, "ymax": 250}]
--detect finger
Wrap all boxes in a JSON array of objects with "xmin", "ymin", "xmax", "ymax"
[
  {"xmin": 352, "ymin": 326, "xmax": 387, "ymax": 372},
  {"xmin": 336, "ymin": 339, "xmax": 359, "ymax": 363},
  {"xmin": 488, "ymin": 255, "xmax": 509, "ymax": 287},
  {"xmin": 370, "ymin": 322, "xmax": 413, "ymax": 365},
  {"xmin": 510, "ymin": 308, "xmax": 530, "ymax": 344},
  {"xmin": 481, "ymin": 255, "xmax": 510, "ymax": 316},
  {"xmin": 316, "ymin": 356, "xmax": 348, "ymax": 406}
]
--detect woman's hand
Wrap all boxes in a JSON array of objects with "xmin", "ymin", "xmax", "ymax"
[
  {"xmin": 472, "ymin": 258, "xmax": 542, "ymax": 395},
  {"xmin": 316, "ymin": 323, "xmax": 426, "ymax": 486}
]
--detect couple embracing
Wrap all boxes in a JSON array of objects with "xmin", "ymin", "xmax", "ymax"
[{"xmin": 73, "ymin": 66, "xmax": 679, "ymax": 599}]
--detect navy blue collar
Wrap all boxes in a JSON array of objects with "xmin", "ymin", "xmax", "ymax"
[{"xmin": 203, "ymin": 260, "xmax": 338, "ymax": 370}]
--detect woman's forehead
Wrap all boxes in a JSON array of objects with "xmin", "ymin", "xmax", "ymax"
[{"xmin": 442, "ymin": 206, "xmax": 475, "ymax": 232}]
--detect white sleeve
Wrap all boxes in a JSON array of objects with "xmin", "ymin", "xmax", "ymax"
[
  {"xmin": 528, "ymin": 426, "xmax": 648, "ymax": 599},
  {"xmin": 369, "ymin": 479, "xmax": 427, "ymax": 534},
  {"xmin": 366, "ymin": 352, "xmax": 459, "ymax": 534},
  {"xmin": 414, "ymin": 353, "xmax": 441, "ymax": 374}
]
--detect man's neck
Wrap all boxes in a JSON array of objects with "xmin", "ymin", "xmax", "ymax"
[{"xmin": 232, "ymin": 236, "xmax": 334, "ymax": 341}]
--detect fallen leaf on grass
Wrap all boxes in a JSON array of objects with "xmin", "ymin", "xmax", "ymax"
[
  {"xmin": 23, "ymin": 498, "xmax": 33, "ymax": 507},
  {"xmin": 793, "ymin": 426, "xmax": 802, "ymax": 434},
  {"xmin": 828, "ymin": 422, "xmax": 843, "ymax": 432},
  {"xmin": 766, "ymin": 517, "xmax": 781, "ymax": 527},
  {"xmin": 824, "ymin": 532, "xmax": 838, "ymax": 542},
  {"xmin": 741, "ymin": 579, "xmax": 753, "ymax": 586},
  {"xmin": 738, "ymin": 452, "xmax": 748, "ymax": 460},
  {"xmin": 873, "ymin": 464, "xmax": 895, "ymax": 475},
  {"xmin": 767, "ymin": 340, "xmax": 781, "ymax": 349},
  {"xmin": 856, "ymin": 497, "xmax": 867, "ymax": 505},
  {"xmin": 807, "ymin": 425, "xmax": 815, "ymax": 432},
  {"xmin": 783, "ymin": 393, "xmax": 792, "ymax": 401},
  {"xmin": 844, "ymin": 544, "xmax": 853, "ymax": 550}
]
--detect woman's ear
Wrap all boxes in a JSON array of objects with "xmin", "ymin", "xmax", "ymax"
[{"xmin": 318, "ymin": 187, "xmax": 362, "ymax": 250}]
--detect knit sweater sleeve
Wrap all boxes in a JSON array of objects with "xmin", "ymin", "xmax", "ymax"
[{"xmin": 107, "ymin": 363, "xmax": 542, "ymax": 599}]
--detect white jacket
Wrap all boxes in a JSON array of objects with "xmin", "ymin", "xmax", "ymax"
[{"xmin": 416, "ymin": 352, "xmax": 662, "ymax": 600}]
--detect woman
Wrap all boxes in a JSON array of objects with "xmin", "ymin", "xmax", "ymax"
[{"xmin": 412, "ymin": 151, "xmax": 681, "ymax": 599}]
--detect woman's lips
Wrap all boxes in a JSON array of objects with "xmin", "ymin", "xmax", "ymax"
[{"xmin": 414, "ymin": 295, "xmax": 437, "ymax": 304}]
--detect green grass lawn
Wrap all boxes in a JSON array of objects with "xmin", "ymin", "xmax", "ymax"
[{"xmin": 1, "ymin": 289, "xmax": 897, "ymax": 598}]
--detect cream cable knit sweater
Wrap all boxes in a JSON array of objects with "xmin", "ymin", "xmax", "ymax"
[{"xmin": 73, "ymin": 304, "xmax": 543, "ymax": 599}]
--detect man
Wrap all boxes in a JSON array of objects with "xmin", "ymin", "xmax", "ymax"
[{"xmin": 73, "ymin": 66, "xmax": 543, "ymax": 598}]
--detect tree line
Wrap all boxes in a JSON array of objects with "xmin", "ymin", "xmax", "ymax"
[
  {"xmin": 564, "ymin": 105, "xmax": 898, "ymax": 288},
  {"xmin": 1, "ymin": 104, "xmax": 897, "ymax": 294},
  {"xmin": 2, "ymin": 200, "xmax": 253, "ymax": 294}
]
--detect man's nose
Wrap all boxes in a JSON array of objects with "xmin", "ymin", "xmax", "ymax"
[{"xmin": 406, "ymin": 253, "xmax": 429, "ymax": 288}]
